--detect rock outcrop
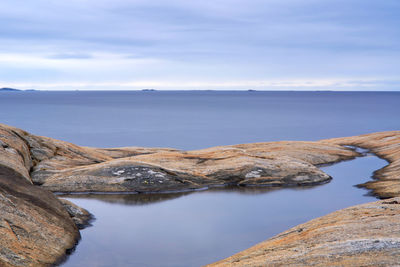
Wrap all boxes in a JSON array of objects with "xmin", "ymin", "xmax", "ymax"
[
  {"xmin": 0, "ymin": 124, "xmax": 360, "ymax": 193},
  {"xmin": 59, "ymin": 199, "xmax": 93, "ymax": 230},
  {"xmin": 0, "ymin": 123, "xmax": 399, "ymax": 266},
  {"xmin": 0, "ymin": 124, "xmax": 91, "ymax": 266},
  {"xmin": 208, "ymin": 198, "xmax": 400, "ymax": 267},
  {"xmin": 324, "ymin": 131, "xmax": 400, "ymax": 199},
  {"xmin": 3, "ymin": 123, "xmax": 398, "ymax": 197},
  {"xmin": 0, "ymin": 165, "xmax": 80, "ymax": 266},
  {"xmin": 209, "ymin": 131, "xmax": 400, "ymax": 266}
]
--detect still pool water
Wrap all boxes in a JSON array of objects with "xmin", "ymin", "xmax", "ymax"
[
  {"xmin": 62, "ymin": 153, "xmax": 386, "ymax": 267},
  {"xmin": 0, "ymin": 90, "xmax": 396, "ymax": 266}
]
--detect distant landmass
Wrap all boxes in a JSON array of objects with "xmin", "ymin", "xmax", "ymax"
[
  {"xmin": 0, "ymin": 87, "xmax": 37, "ymax": 92},
  {"xmin": 0, "ymin": 87, "xmax": 21, "ymax": 91},
  {"xmin": 141, "ymin": 89, "xmax": 157, "ymax": 92}
]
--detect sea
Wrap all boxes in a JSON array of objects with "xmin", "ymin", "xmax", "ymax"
[
  {"xmin": 0, "ymin": 90, "xmax": 398, "ymax": 266},
  {"xmin": 1, "ymin": 90, "xmax": 399, "ymax": 149}
]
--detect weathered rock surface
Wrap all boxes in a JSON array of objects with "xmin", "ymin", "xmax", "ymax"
[
  {"xmin": 1, "ymin": 123, "xmax": 399, "ymax": 267},
  {"xmin": 209, "ymin": 131, "xmax": 400, "ymax": 266},
  {"xmin": 0, "ymin": 124, "xmax": 360, "ymax": 193},
  {"xmin": 0, "ymin": 126, "xmax": 33, "ymax": 183},
  {"xmin": 59, "ymin": 199, "xmax": 93, "ymax": 229},
  {"xmin": 2, "ymin": 123, "xmax": 397, "ymax": 197},
  {"xmin": 208, "ymin": 198, "xmax": 400, "ymax": 267},
  {"xmin": 324, "ymin": 131, "xmax": 400, "ymax": 199},
  {"xmin": 0, "ymin": 165, "xmax": 80, "ymax": 267}
]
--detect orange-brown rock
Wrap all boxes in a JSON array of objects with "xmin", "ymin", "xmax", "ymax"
[
  {"xmin": 209, "ymin": 131, "xmax": 400, "ymax": 266},
  {"xmin": 208, "ymin": 198, "xmax": 400, "ymax": 267},
  {"xmin": 2, "ymin": 123, "xmax": 398, "ymax": 197},
  {"xmin": 1, "ymin": 123, "xmax": 399, "ymax": 267},
  {"xmin": 323, "ymin": 131, "xmax": 400, "ymax": 199},
  {"xmin": 0, "ymin": 124, "xmax": 362, "ymax": 193},
  {"xmin": 0, "ymin": 165, "xmax": 80, "ymax": 266}
]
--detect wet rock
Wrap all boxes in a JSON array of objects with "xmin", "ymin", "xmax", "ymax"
[{"xmin": 59, "ymin": 199, "xmax": 93, "ymax": 229}]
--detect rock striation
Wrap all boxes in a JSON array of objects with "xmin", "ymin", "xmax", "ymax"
[
  {"xmin": 0, "ymin": 124, "xmax": 91, "ymax": 266},
  {"xmin": 209, "ymin": 131, "xmax": 400, "ymax": 266},
  {"xmin": 0, "ymin": 165, "xmax": 80, "ymax": 266},
  {"xmin": 0, "ymin": 124, "xmax": 360, "ymax": 193},
  {"xmin": 208, "ymin": 198, "xmax": 400, "ymax": 267},
  {"xmin": 0, "ymin": 123, "xmax": 399, "ymax": 266}
]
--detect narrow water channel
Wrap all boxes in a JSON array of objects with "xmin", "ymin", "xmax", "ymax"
[{"xmin": 61, "ymin": 151, "xmax": 386, "ymax": 267}]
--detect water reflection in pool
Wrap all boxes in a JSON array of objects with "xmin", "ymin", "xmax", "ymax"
[{"xmin": 62, "ymin": 154, "xmax": 386, "ymax": 267}]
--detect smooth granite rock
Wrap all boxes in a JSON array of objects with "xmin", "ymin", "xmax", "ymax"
[
  {"xmin": 208, "ymin": 198, "xmax": 400, "ymax": 267},
  {"xmin": 0, "ymin": 123, "xmax": 399, "ymax": 266},
  {"xmin": 0, "ymin": 165, "xmax": 80, "ymax": 267},
  {"xmin": 0, "ymin": 124, "xmax": 360, "ymax": 193},
  {"xmin": 324, "ymin": 131, "xmax": 400, "ymax": 199},
  {"xmin": 209, "ymin": 131, "xmax": 400, "ymax": 266}
]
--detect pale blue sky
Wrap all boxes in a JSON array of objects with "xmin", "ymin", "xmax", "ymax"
[{"xmin": 1, "ymin": 0, "xmax": 399, "ymax": 90}]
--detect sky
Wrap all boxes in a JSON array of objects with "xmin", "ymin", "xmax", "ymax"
[{"xmin": 0, "ymin": 0, "xmax": 400, "ymax": 91}]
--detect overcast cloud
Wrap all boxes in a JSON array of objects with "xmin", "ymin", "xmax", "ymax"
[{"xmin": 1, "ymin": 0, "xmax": 399, "ymax": 90}]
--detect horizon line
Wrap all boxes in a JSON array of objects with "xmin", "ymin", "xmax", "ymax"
[{"xmin": 2, "ymin": 88, "xmax": 400, "ymax": 93}]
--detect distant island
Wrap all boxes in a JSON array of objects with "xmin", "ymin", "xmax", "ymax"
[
  {"xmin": 0, "ymin": 87, "xmax": 37, "ymax": 92},
  {"xmin": 0, "ymin": 87, "xmax": 21, "ymax": 91},
  {"xmin": 141, "ymin": 89, "xmax": 157, "ymax": 92}
]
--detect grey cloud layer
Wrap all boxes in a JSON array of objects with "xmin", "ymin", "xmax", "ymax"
[{"xmin": 0, "ymin": 0, "xmax": 399, "ymax": 89}]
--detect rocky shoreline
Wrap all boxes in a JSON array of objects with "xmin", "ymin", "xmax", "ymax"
[
  {"xmin": 0, "ymin": 123, "xmax": 399, "ymax": 266},
  {"xmin": 208, "ymin": 197, "xmax": 400, "ymax": 266}
]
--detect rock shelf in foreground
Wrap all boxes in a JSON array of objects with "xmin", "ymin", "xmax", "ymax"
[
  {"xmin": 0, "ymin": 123, "xmax": 399, "ymax": 266},
  {"xmin": 0, "ymin": 165, "xmax": 80, "ymax": 266},
  {"xmin": 208, "ymin": 198, "xmax": 400, "ymax": 267}
]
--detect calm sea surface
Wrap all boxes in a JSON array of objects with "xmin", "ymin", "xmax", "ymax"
[
  {"xmin": 0, "ymin": 91, "xmax": 399, "ymax": 149},
  {"xmin": 0, "ymin": 91, "xmax": 397, "ymax": 266}
]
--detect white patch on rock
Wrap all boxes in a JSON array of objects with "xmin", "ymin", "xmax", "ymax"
[
  {"xmin": 5, "ymin": 147, "xmax": 17, "ymax": 155},
  {"xmin": 112, "ymin": 170, "xmax": 125, "ymax": 176},
  {"xmin": 245, "ymin": 170, "xmax": 262, "ymax": 178},
  {"xmin": 111, "ymin": 177, "xmax": 127, "ymax": 183},
  {"xmin": 147, "ymin": 170, "xmax": 165, "ymax": 178},
  {"xmin": 292, "ymin": 175, "xmax": 309, "ymax": 182}
]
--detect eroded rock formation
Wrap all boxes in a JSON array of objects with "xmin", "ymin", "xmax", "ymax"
[
  {"xmin": 208, "ymin": 198, "xmax": 400, "ymax": 267},
  {"xmin": 0, "ymin": 123, "xmax": 399, "ymax": 266},
  {"xmin": 0, "ymin": 165, "xmax": 80, "ymax": 266},
  {"xmin": 209, "ymin": 131, "xmax": 400, "ymax": 266},
  {"xmin": 0, "ymin": 124, "xmax": 360, "ymax": 193},
  {"xmin": 324, "ymin": 132, "xmax": 400, "ymax": 198}
]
